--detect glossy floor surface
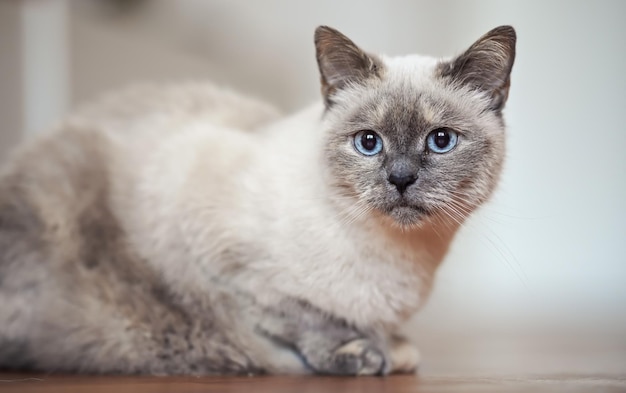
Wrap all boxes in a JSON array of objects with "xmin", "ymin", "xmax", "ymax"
[{"xmin": 1, "ymin": 373, "xmax": 625, "ymax": 393}]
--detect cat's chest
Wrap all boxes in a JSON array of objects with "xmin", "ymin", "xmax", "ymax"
[{"xmin": 257, "ymin": 225, "xmax": 436, "ymax": 329}]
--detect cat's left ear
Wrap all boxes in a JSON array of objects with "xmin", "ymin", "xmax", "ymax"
[
  {"xmin": 439, "ymin": 26, "xmax": 516, "ymax": 112},
  {"xmin": 315, "ymin": 26, "xmax": 382, "ymax": 107}
]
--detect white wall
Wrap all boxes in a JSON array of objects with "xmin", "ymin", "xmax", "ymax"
[
  {"xmin": 2, "ymin": 0, "xmax": 625, "ymax": 351},
  {"xmin": 20, "ymin": 0, "xmax": 70, "ymax": 136},
  {"xmin": 0, "ymin": 1, "xmax": 24, "ymax": 160},
  {"xmin": 0, "ymin": 0, "xmax": 69, "ymax": 161}
]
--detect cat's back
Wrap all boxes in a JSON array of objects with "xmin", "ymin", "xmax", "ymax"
[
  {"xmin": 0, "ymin": 81, "xmax": 281, "ymax": 278},
  {"xmin": 0, "ymin": 82, "xmax": 281, "ymax": 370},
  {"xmin": 0, "ymin": 81, "xmax": 279, "ymax": 251},
  {"xmin": 69, "ymin": 82, "xmax": 281, "ymax": 133}
]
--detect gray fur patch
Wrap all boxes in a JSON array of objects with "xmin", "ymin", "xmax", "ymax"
[{"xmin": 0, "ymin": 130, "xmax": 260, "ymax": 375}]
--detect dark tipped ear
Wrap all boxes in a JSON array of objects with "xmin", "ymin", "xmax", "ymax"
[
  {"xmin": 439, "ymin": 25, "xmax": 516, "ymax": 112},
  {"xmin": 314, "ymin": 26, "xmax": 382, "ymax": 107}
]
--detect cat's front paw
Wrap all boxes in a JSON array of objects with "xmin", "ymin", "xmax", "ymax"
[
  {"xmin": 388, "ymin": 335, "xmax": 420, "ymax": 374},
  {"xmin": 319, "ymin": 338, "xmax": 388, "ymax": 376}
]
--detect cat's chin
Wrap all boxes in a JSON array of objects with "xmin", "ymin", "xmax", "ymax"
[{"xmin": 384, "ymin": 205, "xmax": 429, "ymax": 229}]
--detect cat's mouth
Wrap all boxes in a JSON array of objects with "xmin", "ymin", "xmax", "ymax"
[
  {"xmin": 383, "ymin": 202, "xmax": 431, "ymax": 226},
  {"xmin": 392, "ymin": 203, "xmax": 428, "ymax": 214}
]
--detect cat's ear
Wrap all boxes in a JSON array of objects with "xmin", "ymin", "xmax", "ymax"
[
  {"xmin": 439, "ymin": 25, "xmax": 516, "ymax": 112},
  {"xmin": 315, "ymin": 26, "xmax": 382, "ymax": 107}
]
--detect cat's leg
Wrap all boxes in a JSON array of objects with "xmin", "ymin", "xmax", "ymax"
[{"xmin": 255, "ymin": 299, "xmax": 390, "ymax": 375}]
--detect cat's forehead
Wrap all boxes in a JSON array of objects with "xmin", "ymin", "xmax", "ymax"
[
  {"xmin": 380, "ymin": 54, "xmax": 443, "ymax": 85},
  {"xmin": 380, "ymin": 54, "xmax": 464, "ymax": 122},
  {"xmin": 348, "ymin": 54, "xmax": 492, "ymax": 135}
]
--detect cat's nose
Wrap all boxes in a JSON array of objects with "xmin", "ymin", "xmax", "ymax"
[{"xmin": 388, "ymin": 172, "xmax": 417, "ymax": 194}]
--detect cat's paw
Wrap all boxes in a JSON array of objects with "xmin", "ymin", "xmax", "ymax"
[
  {"xmin": 388, "ymin": 336, "xmax": 420, "ymax": 374},
  {"xmin": 321, "ymin": 338, "xmax": 388, "ymax": 376}
]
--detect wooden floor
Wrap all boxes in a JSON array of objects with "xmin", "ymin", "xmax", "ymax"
[{"xmin": 1, "ymin": 373, "xmax": 625, "ymax": 393}]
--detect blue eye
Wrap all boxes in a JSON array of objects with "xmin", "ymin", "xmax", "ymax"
[
  {"xmin": 354, "ymin": 130, "xmax": 383, "ymax": 156},
  {"xmin": 427, "ymin": 128, "xmax": 458, "ymax": 153}
]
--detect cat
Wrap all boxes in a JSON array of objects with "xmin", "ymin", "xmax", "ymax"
[{"xmin": 0, "ymin": 25, "xmax": 516, "ymax": 375}]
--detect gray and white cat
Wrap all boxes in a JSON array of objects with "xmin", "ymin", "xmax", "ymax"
[{"xmin": 0, "ymin": 25, "xmax": 515, "ymax": 375}]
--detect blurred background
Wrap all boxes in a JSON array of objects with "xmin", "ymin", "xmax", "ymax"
[{"xmin": 1, "ymin": 0, "xmax": 625, "ymax": 376}]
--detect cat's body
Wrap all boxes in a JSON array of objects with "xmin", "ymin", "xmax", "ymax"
[{"xmin": 0, "ymin": 26, "xmax": 515, "ymax": 375}]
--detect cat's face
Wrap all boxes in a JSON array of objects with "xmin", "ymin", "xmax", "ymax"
[{"xmin": 316, "ymin": 26, "xmax": 516, "ymax": 228}]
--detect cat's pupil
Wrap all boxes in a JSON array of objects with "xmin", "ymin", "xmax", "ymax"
[
  {"xmin": 362, "ymin": 132, "xmax": 377, "ymax": 151},
  {"xmin": 434, "ymin": 131, "xmax": 450, "ymax": 148}
]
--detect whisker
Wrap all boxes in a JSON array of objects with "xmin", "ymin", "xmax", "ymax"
[{"xmin": 437, "ymin": 198, "xmax": 530, "ymax": 289}]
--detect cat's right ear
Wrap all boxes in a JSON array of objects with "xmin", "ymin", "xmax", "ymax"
[{"xmin": 315, "ymin": 26, "xmax": 382, "ymax": 107}]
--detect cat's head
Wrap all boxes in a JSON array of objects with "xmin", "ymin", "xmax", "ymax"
[{"xmin": 316, "ymin": 26, "xmax": 516, "ymax": 229}]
